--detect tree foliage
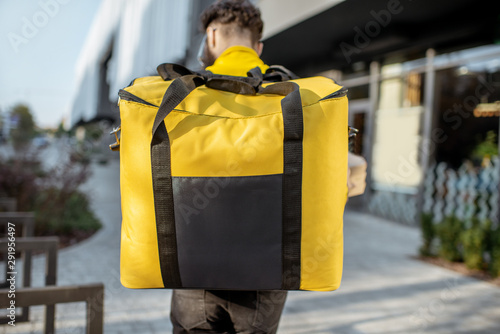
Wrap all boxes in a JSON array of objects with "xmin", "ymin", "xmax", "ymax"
[{"xmin": 10, "ymin": 104, "xmax": 36, "ymax": 148}]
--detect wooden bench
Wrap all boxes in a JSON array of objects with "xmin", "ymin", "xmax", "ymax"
[
  {"xmin": 0, "ymin": 236, "xmax": 58, "ymax": 328},
  {"xmin": 0, "ymin": 212, "xmax": 36, "ymax": 322},
  {"xmin": 0, "ymin": 198, "xmax": 16, "ymax": 212},
  {"xmin": 0, "ymin": 283, "xmax": 104, "ymax": 334},
  {"xmin": 0, "ymin": 237, "xmax": 104, "ymax": 333}
]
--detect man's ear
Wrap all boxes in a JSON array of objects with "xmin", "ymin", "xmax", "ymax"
[
  {"xmin": 256, "ymin": 42, "xmax": 264, "ymax": 56},
  {"xmin": 206, "ymin": 27, "xmax": 217, "ymax": 48}
]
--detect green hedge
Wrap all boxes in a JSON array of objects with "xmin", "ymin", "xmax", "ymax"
[
  {"xmin": 34, "ymin": 187, "xmax": 101, "ymax": 235},
  {"xmin": 0, "ymin": 152, "xmax": 102, "ymax": 238},
  {"xmin": 420, "ymin": 214, "xmax": 500, "ymax": 277}
]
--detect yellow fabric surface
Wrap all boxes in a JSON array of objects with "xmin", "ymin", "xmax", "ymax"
[
  {"xmin": 300, "ymin": 97, "xmax": 348, "ymax": 291},
  {"xmin": 119, "ymin": 48, "xmax": 348, "ymax": 290},
  {"xmin": 119, "ymin": 102, "xmax": 163, "ymax": 288}
]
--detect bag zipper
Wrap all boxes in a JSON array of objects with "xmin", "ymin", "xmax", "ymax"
[
  {"xmin": 319, "ymin": 88, "xmax": 348, "ymax": 101},
  {"xmin": 118, "ymin": 86, "xmax": 347, "ymax": 107},
  {"xmin": 118, "ymin": 89, "xmax": 158, "ymax": 107}
]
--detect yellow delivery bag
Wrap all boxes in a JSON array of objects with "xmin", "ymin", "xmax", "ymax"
[{"xmin": 116, "ymin": 64, "xmax": 348, "ymax": 291}]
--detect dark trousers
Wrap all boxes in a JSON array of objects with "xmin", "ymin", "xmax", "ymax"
[{"xmin": 170, "ymin": 290, "xmax": 288, "ymax": 334}]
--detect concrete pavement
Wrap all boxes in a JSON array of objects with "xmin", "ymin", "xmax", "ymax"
[{"xmin": 2, "ymin": 159, "xmax": 499, "ymax": 333}]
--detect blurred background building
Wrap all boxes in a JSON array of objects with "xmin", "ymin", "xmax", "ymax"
[{"xmin": 71, "ymin": 0, "xmax": 500, "ymax": 225}]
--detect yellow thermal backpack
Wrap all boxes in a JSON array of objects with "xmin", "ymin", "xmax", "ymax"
[{"xmin": 114, "ymin": 63, "xmax": 348, "ymax": 291}]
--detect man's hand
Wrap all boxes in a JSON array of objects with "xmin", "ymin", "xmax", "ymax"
[{"xmin": 347, "ymin": 152, "xmax": 367, "ymax": 197}]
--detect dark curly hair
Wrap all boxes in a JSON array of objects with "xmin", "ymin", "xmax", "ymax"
[{"xmin": 200, "ymin": 0, "xmax": 263, "ymax": 43}]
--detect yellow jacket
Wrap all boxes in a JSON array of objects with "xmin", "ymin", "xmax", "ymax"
[{"xmin": 205, "ymin": 46, "xmax": 269, "ymax": 76}]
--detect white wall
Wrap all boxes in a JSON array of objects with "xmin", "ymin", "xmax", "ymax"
[
  {"xmin": 257, "ymin": 0, "xmax": 344, "ymax": 39},
  {"xmin": 71, "ymin": 0, "xmax": 123, "ymax": 125},
  {"xmin": 71, "ymin": 0, "xmax": 191, "ymax": 126},
  {"xmin": 110, "ymin": 0, "xmax": 191, "ymax": 95}
]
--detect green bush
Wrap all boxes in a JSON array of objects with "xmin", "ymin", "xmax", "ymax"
[
  {"xmin": 425, "ymin": 214, "xmax": 500, "ymax": 278},
  {"xmin": 34, "ymin": 188, "xmax": 101, "ymax": 235},
  {"xmin": 0, "ymin": 151, "xmax": 101, "ymax": 238},
  {"xmin": 461, "ymin": 218, "xmax": 486, "ymax": 270},
  {"xmin": 419, "ymin": 213, "xmax": 436, "ymax": 257},
  {"xmin": 0, "ymin": 153, "xmax": 42, "ymax": 210},
  {"xmin": 436, "ymin": 216, "xmax": 464, "ymax": 262},
  {"xmin": 9, "ymin": 104, "xmax": 36, "ymax": 149},
  {"xmin": 471, "ymin": 131, "xmax": 498, "ymax": 162},
  {"xmin": 489, "ymin": 226, "xmax": 500, "ymax": 278}
]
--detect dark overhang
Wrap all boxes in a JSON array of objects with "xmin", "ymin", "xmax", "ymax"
[{"xmin": 261, "ymin": 0, "xmax": 500, "ymax": 75}]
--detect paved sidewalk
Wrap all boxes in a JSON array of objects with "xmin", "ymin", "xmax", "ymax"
[{"xmin": 2, "ymin": 159, "xmax": 500, "ymax": 333}]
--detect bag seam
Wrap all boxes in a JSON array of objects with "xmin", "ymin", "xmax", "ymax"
[
  {"xmin": 121, "ymin": 99, "xmax": 282, "ymax": 119},
  {"xmin": 303, "ymin": 95, "xmax": 346, "ymax": 108},
  {"xmin": 122, "ymin": 94, "xmax": 346, "ymax": 118}
]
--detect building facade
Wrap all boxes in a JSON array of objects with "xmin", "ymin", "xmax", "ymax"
[
  {"xmin": 70, "ymin": 0, "xmax": 192, "ymax": 126},
  {"xmin": 72, "ymin": 0, "xmax": 500, "ymax": 224},
  {"xmin": 259, "ymin": 0, "xmax": 500, "ymax": 224}
]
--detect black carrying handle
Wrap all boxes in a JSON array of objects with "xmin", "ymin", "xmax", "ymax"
[
  {"xmin": 152, "ymin": 75, "xmax": 205, "ymax": 137},
  {"xmin": 150, "ymin": 71, "xmax": 303, "ymax": 289},
  {"xmin": 259, "ymin": 81, "xmax": 303, "ymax": 289},
  {"xmin": 150, "ymin": 74, "xmax": 205, "ymax": 288},
  {"xmin": 157, "ymin": 63, "xmax": 198, "ymax": 80},
  {"xmin": 259, "ymin": 82, "xmax": 303, "ymax": 142},
  {"xmin": 157, "ymin": 63, "xmax": 262, "ymax": 95},
  {"xmin": 265, "ymin": 65, "xmax": 299, "ymax": 81},
  {"xmin": 156, "ymin": 62, "xmax": 299, "ymax": 93},
  {"xmin": 152, "ymin": 74, "xmax": 303, "ymax": 139}
]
